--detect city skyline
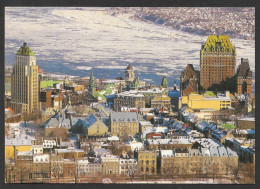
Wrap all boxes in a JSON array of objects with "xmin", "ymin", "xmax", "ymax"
[
  {"xmin": 4, "ymin": 7, "xmax": 255, "ymax": 184},
  {"xmin": 5, "ymin": 7, "xmax": 255, "ymax": 89}
]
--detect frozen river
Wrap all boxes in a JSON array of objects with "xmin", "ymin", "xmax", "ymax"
[{"xmin": 5, "ymin": 7, "xmax": 255, "ymax": 90}]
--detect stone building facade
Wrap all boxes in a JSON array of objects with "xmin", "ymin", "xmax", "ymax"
[
  {"xmin": 114, "ymin": 91, "xmax": 145, "ymax": 112},
  {"xmin": 110, "ymin": 111, "xmax": 139, "ymax": 137},
  {"xmin": 160, "ymin": 147, "xmax": 238, "ymax": 176},
  {"xmin": 138, "ymin": 151, "xmax": 157, "ymax": 175}
]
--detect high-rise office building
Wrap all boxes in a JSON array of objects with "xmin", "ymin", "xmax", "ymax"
[
  {"xmin": 200, "ymin": 35, "xmax": 236, "ymax": 90},
  {"xmin": 11, "ymin": 42, "xmax": 39, "ymax": 115}
]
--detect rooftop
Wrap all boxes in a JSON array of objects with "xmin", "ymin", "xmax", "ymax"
[
  {"xmin": 110, "ymin": 111, "xmax": 138, "ymax": 122},
  {"xmin": 16, "ymin": 42, "xmax": 35, "ymax": 56},
  {"xmin": 201, "ymin": 35, "xmax": 236, "ymax": 55}
]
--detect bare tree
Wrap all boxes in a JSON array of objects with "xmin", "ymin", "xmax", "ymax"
[
  {"xmin": 211, "ymin": 162, "xmax": 219, "ymax": 183},
  {"xmin": 127, "ymin": 162, "xmax": 138, "ymax": 182},
  {"xmin": 16, "ymin": 162, "xmax": 28, "ymax": 183},
  {"xmin": 51, "ymin": 155, "xmax": 63, "ymax": 183},
  {"xmin": 48, "ymin": 128, "xmax": 69, "ymax": 141},
  {"xmin": 71, "ymin": 155, "xmax": 80, "ymax": 184}
]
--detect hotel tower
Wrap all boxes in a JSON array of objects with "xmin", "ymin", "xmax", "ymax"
[{"xmin": 200, "ymin": 35, "xmax": 236, "ymax": 90}]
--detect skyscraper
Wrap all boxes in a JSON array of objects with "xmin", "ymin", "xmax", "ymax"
[
  {"xmin": 11, "ymin": 42, "xmax": 39, "ymax": 115},
  {"xmin": 200, "ymin": 35, "xmax": 236, "ymax": 90}
]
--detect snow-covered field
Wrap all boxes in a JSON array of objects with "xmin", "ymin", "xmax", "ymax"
[{"xmin": 5, "ymin": 7, "xmax": 255, "ymax": 88}]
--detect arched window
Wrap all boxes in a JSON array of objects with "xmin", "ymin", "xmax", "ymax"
[
  {"xmin": 146, "ymin": 167, "xmax": 149, "ymax": 173},
  {"xmin": 146, "ymin": 160, "xmax": 149, "ymax": 165}
]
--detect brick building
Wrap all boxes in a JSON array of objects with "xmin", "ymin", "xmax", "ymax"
[
  {"xmin": 200, "ymin": 35, "xmax": 236, "ymax": 90},
  {"xmin": 236, "ymin": 58, "xmax": 252, "ymax": 95},
  {"xmin": 180, "ymin": 64, "xmax": 199, "ymax": 96}
]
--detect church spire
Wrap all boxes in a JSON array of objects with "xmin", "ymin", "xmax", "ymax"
[
  {"xmin": 89, "ymin": 68, "xmax": 95, "ymax": 94},
  {"xmin": 161, "ymin": 76, "xmax": 168, "ymax": 88}
]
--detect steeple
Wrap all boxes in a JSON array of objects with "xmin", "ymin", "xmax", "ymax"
[
  {"xmin": 173, "ymin": 81, "xmax": 177, "ymax": 91},
  {"xmin": 119, "ymin": 82, "xmax": 123, "ymax": 93},
  {"xmin": 89, "ymin": 68, "xmax": 95, "ymax": 94},
  {"xmin": 161, "ymin": 76, "xmax": 168, "ymax": 88},
  {"xmin": 133, "ymin": 78, "xmax": 139, "ymax": 90}
]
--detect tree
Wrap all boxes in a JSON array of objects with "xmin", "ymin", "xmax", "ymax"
[
  {"xmin": 16, "ymin": 162, "xmax": 28, "ymax": 183},
  {"xmin": 110, "ymin": 142, "xmax": 121, "ymax": 156},
  {"xmin": 5, "ymin": 160, "xmax": 16, "ymax": 183},
  {"xmin": 48, "ymin": 128, "xmax": 69, "ymax": 141},
  {"xmin": 211, "ymin": 162, "xmax": 219, "ymax": 183},
  {"xmin": 127, "ymin": 162, "xmax": 138, "ymax": 182},
  {"xmin": 71, "ymin": 155, "xmax": 80, "ymax": 184},
  {"xmin": 51, "ymin": 155, "xmax": 63, "ymax": 183}
]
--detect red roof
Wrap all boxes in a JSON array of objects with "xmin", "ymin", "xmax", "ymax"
[{"xmin": 6, "ymin": 107, "xmax": 13, "ymax": 112}]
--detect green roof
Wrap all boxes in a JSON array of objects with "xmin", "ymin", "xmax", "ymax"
[
  {"xmin": 104, "ymin": 83, "xmax": 116, "ymax": 88},
  {"xmin": 16, "ymin": 42, "xmax": 35, "ymax": 56},
  {"xmin": 161, "ymin": 76, "xmax": 168, "ymax": 88},
  {"xmin": 40, "ymin": 80, "xmax": 62, "ymax": 89},
  {"xmin": 222, "ymin": 123, "xmax": 236, "ymax": 129},
  {"xmin": 104, "ymin": 89, "xmax": 112, "ymax": 95},
  {"xmin": 201, "ymin": 35, "xmax": 236, "ymax": 55},
  {"xmin": 93, "ymin": 88, "xmax": 113, "ymax": 100},
  {"xmin": 205, "ymin": 91, "xmax": 216, "ymax": 97}
]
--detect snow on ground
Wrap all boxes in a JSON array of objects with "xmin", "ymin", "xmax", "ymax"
[
  {"xmin": 5, "ymin": 7, "xmax": 255, "ymax": 87},
  {"xmin": 124, "ymin": 178, "xmax": 234, "ymax": 184}
]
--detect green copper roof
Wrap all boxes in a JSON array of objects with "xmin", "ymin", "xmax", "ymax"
[
  {"xmin": 205, "ymin": 91, "xmax": 216, "ymax": 97},
  {"xmin": 89, "ymin": 68, "xmax": 94, "ymax": 89},
  {"xmin": 201, "ymin": 35, "xmax": 236, "ymax": 55},
  {"xmin": 134, "ymin": 78, "xmax": 139, "ymax": 87},
  {"xmin": 16, "ymin": 42, "xmax": 35, "ymax": 56},
  {"xmin": 40, "ymin": 80, "xmax": 62, "ymax": 89},
  {"xmin": 161, "ymin": 76, "xmax": 168, "ymax": 88}
]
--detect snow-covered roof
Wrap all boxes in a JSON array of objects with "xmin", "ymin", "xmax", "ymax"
[
  {"xmin": 17, "ymin": 151, "xmax": 33, "ymax": 156},
  {"xmin": 111, "ymin": 111, "xmax": 138, "ymax": 122},
  {"xmin": 108, "ymin": 136, "xmax": 119, "ymax": 141},
  {"xmin": 161, "ymin": 150, "xmax": 174, "ymax": 157}
]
